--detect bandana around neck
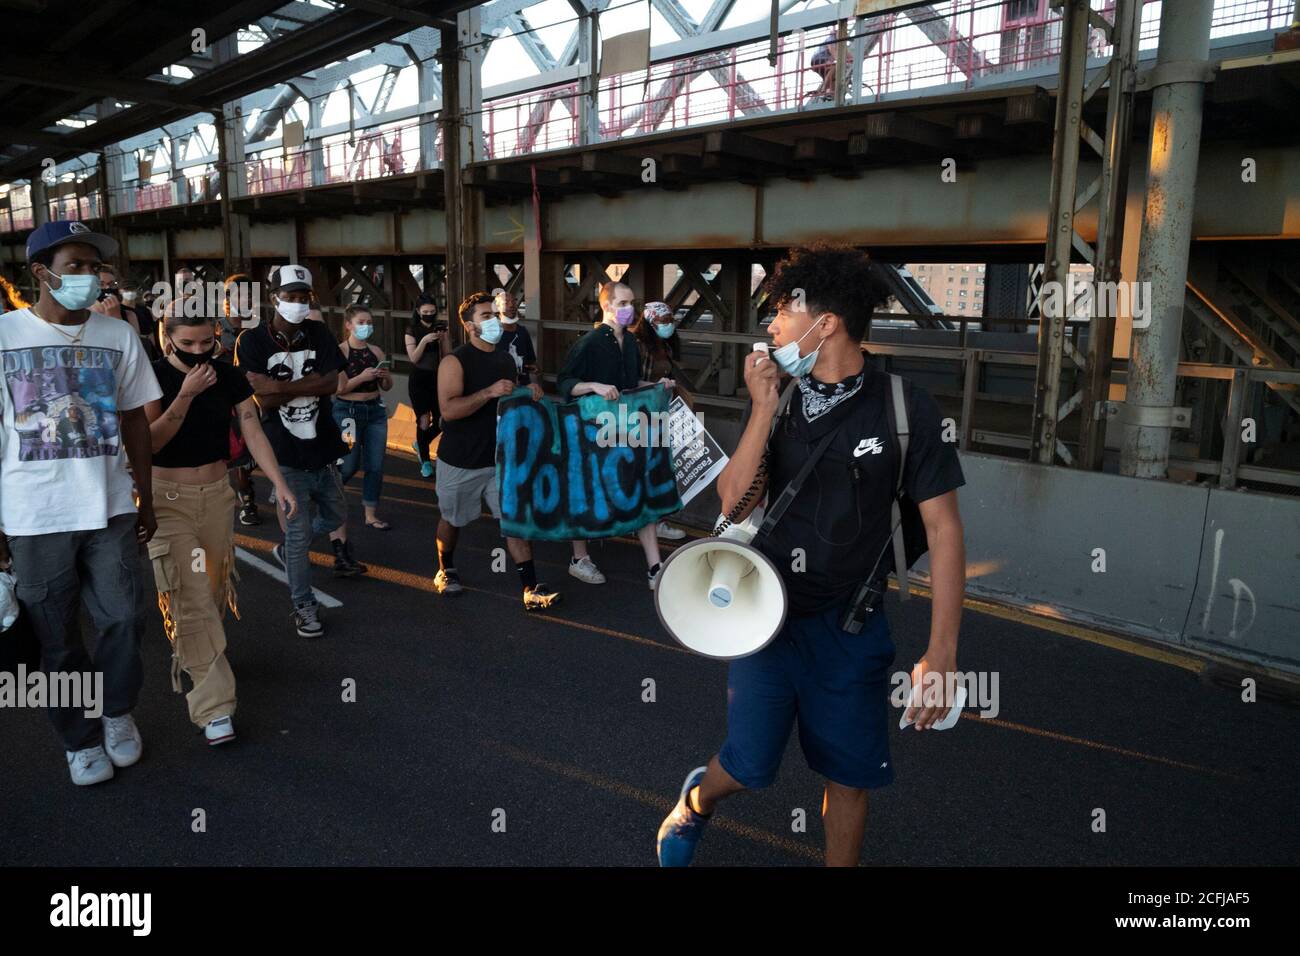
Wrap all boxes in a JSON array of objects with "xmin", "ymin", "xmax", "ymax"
[{"xmin": 798, "ymin": 369, "xmax": 865, "ymax": 421}]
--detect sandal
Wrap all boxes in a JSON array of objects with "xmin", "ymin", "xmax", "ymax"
[{"xmin": 365, "ymin": 518, "xmax": 392, "ymax": 531}]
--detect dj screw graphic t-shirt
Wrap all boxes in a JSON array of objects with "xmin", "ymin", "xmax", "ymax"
[
  {"xmin": 0, "ymin": 308, "xmax": 162, "ymax": 536},
  {"xmin": 234, "ymin": 320, "xmax": 346, "ymax": 470}
]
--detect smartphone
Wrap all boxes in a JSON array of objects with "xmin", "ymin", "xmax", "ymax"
[{"xmin": 376, "ymin": 360, "xmax": 394, "ymax": 370}]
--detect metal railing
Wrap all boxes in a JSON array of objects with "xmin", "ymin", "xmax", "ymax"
[{"xmin": 1, "ymin": 0, "xmax": 1292, "ymax": 230}]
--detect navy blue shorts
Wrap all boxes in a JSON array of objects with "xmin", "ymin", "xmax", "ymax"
[{"xmin": 719, "ymin": 602, "xmax": 896, "ymax": 790}]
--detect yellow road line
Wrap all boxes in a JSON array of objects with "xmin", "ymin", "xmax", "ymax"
[
  {"xmin": 230, "ymin": 548, "xmax": 1241, "ymax": 782},
  {"xmin": 959, "ymin": 713, "xmax": 1239, "ymax": 780},
  {"xmin": 896, "ymin": 580, "xmax": 1209, "ymax": 674},
  {"xmin": 232, "ymin": 534, "xmax": 691, "ymax": 655},
  {"xmin": 482, "ymin": 739, "xmax": 823, "ymax": 863}
]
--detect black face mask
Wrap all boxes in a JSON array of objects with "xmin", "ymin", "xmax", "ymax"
[
  {"xmin": 171, "ymin": 342, "xmax": 214, "ymax": 367},
  {"xmin": 418, "ymin": 313, "xmax": 436, "ymax": 326}
]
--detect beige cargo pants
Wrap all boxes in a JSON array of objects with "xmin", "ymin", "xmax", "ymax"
[{"xmin": 147, "ymin": 476, "xmax": 240, "ymax": 728}]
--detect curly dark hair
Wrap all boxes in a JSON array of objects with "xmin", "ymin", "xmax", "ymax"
[
  {"xmin": 763, "ymin": 243, "xmax": 893, "ymax": 340},
  {"xmin": 458, "ymin": 291, "xmax": 494, "ymax": 325}
]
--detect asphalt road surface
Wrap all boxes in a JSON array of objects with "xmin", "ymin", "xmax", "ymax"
[{"xmin": 2, "ymin": 454, "xmax": 1296, "ymax": 866}]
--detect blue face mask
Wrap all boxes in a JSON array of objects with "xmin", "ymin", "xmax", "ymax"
[
  {"xmin": 353, "ymin": 324, "xmax": 373, "ymax": 341},
  {"xmin": 45, "ymin": 270, "xmax": 101, "ymax": 311},
  {"xmin": 654, "ymin": 322, "xmax": 675, "ymax": 339},
  {"xmin": 478, "ymin": 317, "xmax": 503, "ymax": 345},
  {"xmin": 772, "ymin": 315, "xmax": 827, "ymax": 378}
]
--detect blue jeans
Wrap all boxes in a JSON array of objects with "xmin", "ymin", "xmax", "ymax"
[
  {"xmin": 281, "ymin": 465, "xmax": 347, "ymax": 609},
  {"xmin": 333, "ymin": 398, "xmax": 387, "ymax": 508}
]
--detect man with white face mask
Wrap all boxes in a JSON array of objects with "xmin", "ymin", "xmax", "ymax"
[
  {"xmin": 0, "ymin": 221, "xmax": 162, "ymax": 787},
  {"xmin": 234, "ymin": 265, "xmax": 360, "ymax": 638},
  {"xmin": 492, "ymin": 290, "xmax": 538, "ymax": 387}
]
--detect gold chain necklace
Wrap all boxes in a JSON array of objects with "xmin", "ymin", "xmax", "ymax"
[{"xmin": 33, "ymin": 306, "xmax": 89, "ymax": 347}]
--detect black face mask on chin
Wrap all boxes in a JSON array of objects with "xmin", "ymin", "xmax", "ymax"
[{"xmin": 171, "ymin": 342, "xmax": 214, "ymax": 367}]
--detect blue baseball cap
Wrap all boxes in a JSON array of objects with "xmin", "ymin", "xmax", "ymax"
[{"xmin": 26, "ymin": 220, "xmax": 118, "ymax": 263}]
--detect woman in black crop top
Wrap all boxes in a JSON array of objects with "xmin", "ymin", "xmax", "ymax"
[
  {"xmin": 141, "ymin": 311, "xmax": 299, "ymax": 747},
  {"xmin": 333, "ymin": 304, "xmax": 395, "ymax": 530}
]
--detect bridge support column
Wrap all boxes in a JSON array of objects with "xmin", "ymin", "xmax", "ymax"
[
  {"xmin": 215, "ymin": 105, "xmax": 252, "ymax": 282},
  {"xmin": 1119, "ymin": 0, "xmax": 1214, "ymax": 478},
  {"xmin": 440, "ymin": 10, "xmax": 485, "ymax": 337}
]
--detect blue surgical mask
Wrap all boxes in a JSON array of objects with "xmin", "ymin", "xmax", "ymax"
[
  {"xmin": 772, "ymin": 315, "xmax": 827, "ymax": 378},
  {"xmin": 353, "ymin": 324, "xmax": 373, "ymax": 341},
  {"xmin": 478, "ymin": 317, "xmax": 503, "ymax": 345},
  {"xmin": 45, "ymin": 271, "xmax": 101, "ymax": 311},
  {"xmin": 654, "ymin": 322, "xmax": 675, "ymax": 339}
]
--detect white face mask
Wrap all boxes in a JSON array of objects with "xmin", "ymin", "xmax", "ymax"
[{"xmin": 276, "ymin": 300, "xmax": 310, "ymax": 324}]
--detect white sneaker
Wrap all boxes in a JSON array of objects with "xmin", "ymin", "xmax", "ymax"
[
  {"xmin": 204, "ymin": 715, "xmax": 236, "ymax": 746},
  {"xmin": 66, "ymin": 745, "xmax": 115, "ymax": 786},
  {"xmin": 568, "ymin": 555, "xmax": 606, "ymax": 584},
  {"xmin": 102, "ymin": 714, "xmax": 143, "ymax": 768},
  {"xmin": 657, "ymin": 521, "xmax": 686, "ymax": 541},
  {"xmin": 648, "ymin": 564, "xmax": 663, "ymax": 591}
]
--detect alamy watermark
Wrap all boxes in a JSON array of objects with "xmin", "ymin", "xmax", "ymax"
[
  {"xmin": 1037, "ymin": 274, "xmax": 1152, "ymax": 329},
  {"xmin": 890, "ymin": 667, "xmax": 999, "ymax": 719},
  {"xmin": 0, "ymin": 665, "xmax": 103, "ymax": 718},
  {"xmin": 595, "ymin": 405, "xmax": 673, "ymax": 448},
  {"xmin": 150, "ymin": 280, "xmax": 263, "ymax": 327}
]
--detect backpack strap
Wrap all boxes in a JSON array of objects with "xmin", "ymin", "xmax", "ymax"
[{"xmin": 886, "ymin": 373, "xmax": 912, "ymax": 602}]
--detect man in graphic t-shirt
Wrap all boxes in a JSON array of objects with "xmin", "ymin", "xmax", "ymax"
[
  {"xmin": 0, "ymin": 221, "xmax": 162, "ymax": 788},
  {"xmin": 492, "ymin": 290, "xmax": 538, "ymax": 387},
  {"xmin": 235, "ymin": 264, "xmax": 362, "ymax": 639}
]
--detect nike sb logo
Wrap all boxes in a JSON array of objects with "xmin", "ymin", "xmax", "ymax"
[{"xmin": 854, "ymin": 437, "xmax": 884, "ymax": 457}]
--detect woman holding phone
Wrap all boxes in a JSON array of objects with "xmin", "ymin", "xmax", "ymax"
[{"xmin": 334, "ymin": 304, "xmax": 395, "ymax": 530}]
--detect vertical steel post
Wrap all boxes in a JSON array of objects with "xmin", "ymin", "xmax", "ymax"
[
  {"xmin": 1030, "ymin": 0, "xmax": 1091, "ymax": 465},
  {"xmin": 1119, "ymin": 0, "xmax": 1214, "ymax": 478},
  {"xmin": 1078, "ymin": 0, "xmax": 1142, "ymax": 470}
]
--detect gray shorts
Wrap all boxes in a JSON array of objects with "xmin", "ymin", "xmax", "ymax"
[{"xmin": 436, "ymin": 459, "xmax": 500, "ymax": 527}]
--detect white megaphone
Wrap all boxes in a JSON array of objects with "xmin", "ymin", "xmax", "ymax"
[{"xmin": 654, "ymin": 508, "xmax": 788, "ymax": 659}]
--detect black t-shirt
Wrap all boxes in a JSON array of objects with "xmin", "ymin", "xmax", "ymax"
[
  {"xmin": 234, "ymin": 321, "xmax": 347, "ymax": 471},
  {"xmin": 405, "ymin": 319, "xmax": 442, "ymax": 372},
  {"xmin": 496, "ymin": 324, "xmax": 537, "ymax": 384},
  {"xmin": 744, "ymin": 363, "xmax": 965, "ymax": 616},
  {"xmin": 343, "ymin": 342, "xmax": 381, "ymax": 395},
  {"xmin": 438, "ymin": 342, "xmax": 516, "ymax": 469},
  {"xmin": 152, "ymin": 357, "xmax": 255, "ymax": 468}
]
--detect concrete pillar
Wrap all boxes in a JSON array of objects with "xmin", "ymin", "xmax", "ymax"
[
  {"xmin": 415, "ymin": 44, "xmax": 440, "ymax": 172},
  {"xmin": 1119, "ymin": 0, "xmax": 1214, "ymax": 478},
  {"xmin": 577, "ymin": 8, "xmax": 600, "ymax": 146},
  {"xmin": 439, "ymin": 9, "xmax": 485, "ymax": 332},
  {"xmin": 308, "ymin": 96, "xmax": 327, "ymax": 187},
  {"xmin": 215, "ymin": 105, "xmax": 252, "ymax": 279},
  {"xmin": 31, "ymin": 178, "xmax": 49, "ymax": 227}
]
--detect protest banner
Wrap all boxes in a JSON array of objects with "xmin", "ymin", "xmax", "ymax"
[{"xmin": 496, "ymin": 385, "xmax": 682, "ymax": 540}]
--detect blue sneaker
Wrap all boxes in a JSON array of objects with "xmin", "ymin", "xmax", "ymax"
[
  {"xmin": 656, "ymin": 765, "xmax": 711, "ymax": 867},
  {"xmin": 413, "ymin": 442, "xmax": 434, "ymax": 478}
]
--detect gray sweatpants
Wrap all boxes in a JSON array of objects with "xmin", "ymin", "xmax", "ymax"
[{"xmin": 9, "ymin": 513, "xmax": 148, "ymax": 751}]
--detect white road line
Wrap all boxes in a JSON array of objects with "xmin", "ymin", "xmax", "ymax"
[{"xmin": 234, "ymin": 547, "xmax": 344, "ymax": 608}]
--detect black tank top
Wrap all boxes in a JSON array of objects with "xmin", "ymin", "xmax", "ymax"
[
  {"xmin": 438, "ymin": 342, "xmax": 517, "ymax": 469},
  {"xmin": 344, "ymin": 342, "xmax": 380, "ymax": 395}
]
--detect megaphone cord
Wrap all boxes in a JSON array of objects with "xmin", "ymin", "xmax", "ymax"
[{"xmin": 712, "ymin": 449, "xmax": 771, "ymax": 536}]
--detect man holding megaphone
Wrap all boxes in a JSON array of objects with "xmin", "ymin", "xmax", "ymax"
[{"xmin": 655, "ymin": 244, "xmax": 968, "ymax": 867}]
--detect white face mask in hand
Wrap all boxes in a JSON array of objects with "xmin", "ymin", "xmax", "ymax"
[{"xmin": 276, "ymin": 300, "xmax": 310, "ymax": 324}]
